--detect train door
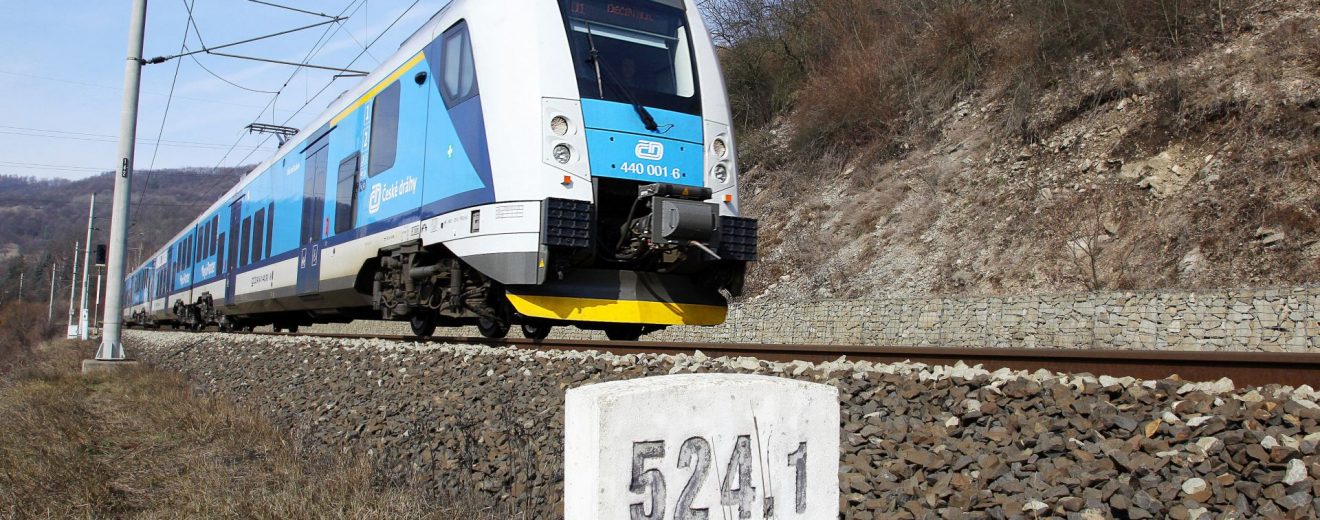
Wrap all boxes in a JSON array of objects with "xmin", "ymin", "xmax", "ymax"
[
  {"xmin": 224, "ymin": 199, "xmax": 242, "ymax": 306},
  {"xmin": 298, "ymin": 140, "xmax": 330, "ymax": 296}
]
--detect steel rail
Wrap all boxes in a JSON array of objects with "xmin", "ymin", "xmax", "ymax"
[{"xmin": 236, "ymin": 331, "xmax": 1320, "ymax": 388}]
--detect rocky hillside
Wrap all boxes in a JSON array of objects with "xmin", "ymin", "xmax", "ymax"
[{"xmin": 706, "ymin": 0, "xmax": 1320, "ymax": 300}]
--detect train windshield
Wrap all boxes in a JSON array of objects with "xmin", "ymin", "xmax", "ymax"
[{"xmin": 559, "ymin": 0, "xmax": 700, "ymax": 114}]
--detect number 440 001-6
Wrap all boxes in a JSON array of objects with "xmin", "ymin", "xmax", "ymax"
[{"xmin": 628, "ymin": 436, "xmax": 808, "ymax": 520}]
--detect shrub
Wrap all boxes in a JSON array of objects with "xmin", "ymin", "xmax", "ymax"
[
  {"xmin": 701, "ymin": 0, "xmax": 1245, "ymax": 160},
  {"xmin": 0, "ymin": 302, "xmax": 56, "ymax": 375}
]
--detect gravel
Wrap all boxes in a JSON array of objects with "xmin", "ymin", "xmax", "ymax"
[{"xmin": 128, "ymin": 330, "xmax": 1320, "ymax": 519}]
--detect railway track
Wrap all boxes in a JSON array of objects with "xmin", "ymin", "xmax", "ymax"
[{"xmin": 241, "ymin": 331, "xmax": 1320, "ymax": 388}]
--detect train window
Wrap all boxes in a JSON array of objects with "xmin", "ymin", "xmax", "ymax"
[
  {"xmin": 216, "ymin": 234, "xmax": 225, "ymax": 275},
  {"xmin": 210, "ymin": 216, "xmax": 219, "ymax": 256},
  {"xmin": 440, "ymin": 22, "xmax": 479, "ymax": 107},
  {"xmin": 265, "ymin": 203, "xmax": 274, "ymax": 257},
  {"xmin": 252, "ymin": 208, "xmax": 266, "ymax": 263},
  {"xmin": 368, "ymin": 82, "xmax": 400, "ymax": 177},
  {"xmin": 335, "ymin": 154, "xmax": 360, "ymax": 234},
  {"xmin": 239, "ymin": 217, "xmax": 252, "ymax": 267},
  {"xmin": 558, "ymin": 0, "xmax": 701, "ymax": 114}
]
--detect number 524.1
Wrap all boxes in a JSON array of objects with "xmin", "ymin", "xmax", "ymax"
[{"xmin": 628, "ymin": 436, "xmax": 808, "ymax": 520}]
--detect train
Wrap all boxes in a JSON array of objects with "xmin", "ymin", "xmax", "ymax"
[{"xmin": 124, "ymin": 0, "xmax": 756, "ymax": 341}]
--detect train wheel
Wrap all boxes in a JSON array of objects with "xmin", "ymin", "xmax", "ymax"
[
  {"xmin": 604, "ymin": 325, "xmax": 644, "ymax": 342},
  {"xmin": 410, "ymin": 314, "xmax": 437, "ymax": 338},
  {"xmin": 286, "ymin": 325, "xmax": 299, "ymax": 334},
  {"xmin": 520, "ymin": 322, "xmax": 552, "ymax": 341},
  {"xmin": 477, "ymin": 317, "xmax": 509, "ymax": 339}
]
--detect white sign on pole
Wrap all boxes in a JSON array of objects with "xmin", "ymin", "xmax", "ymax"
[{"xmin": 565, "ymin": 374, "xmax": 839, "ymax": 520}]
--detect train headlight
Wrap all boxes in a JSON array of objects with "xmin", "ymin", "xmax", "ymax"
[
  {"xmin": 712, "ymin": 164, "xmax": 728, "ymax": 183},
  {"xmin": 553, "ymin": 144, "xmax": 573, "ymax": 164},
  {"xmin": 712, "ymin": 137, "xmax": 728, "ymax": 158},
  {"xmin": 551, "ymin": 116, "xmax": 570, "ymax": 136}
]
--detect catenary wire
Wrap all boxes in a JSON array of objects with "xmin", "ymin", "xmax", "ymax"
[
  {"xmin": 194, "ymin": 0, "xmax": 368, "ymax": 201},
  {"xmin": 224, "ymin": 0, "xmax": 420, "ymax": 172},
  {"xmin": 135, "ymin": 1, "xmax": 195, "ymax": 228},
  {"xmin": 0, "ymin": 130, "xmax": 272, "ymax": 152}
]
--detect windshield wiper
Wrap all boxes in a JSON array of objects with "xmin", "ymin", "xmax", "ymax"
[
  {"xmin": 582, "ymin": 20, "xmax": 660, "ymax": 133},
  {"xmin": 583, "ymin": 20, "xmax": 606, "ymax": 99}
]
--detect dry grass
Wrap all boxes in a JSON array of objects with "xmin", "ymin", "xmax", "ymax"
[
  {"xmin": 0, "ymin": 303, "xmax": 57, "ymax": 376},
  {"xmin": 0, "ymin": 341, "xmax": 491, "ymax": 520}
]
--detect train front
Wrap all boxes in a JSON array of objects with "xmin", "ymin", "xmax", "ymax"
[{"xmin": 509, "ymin": 0, "xmax": 756, "ymax": 337}]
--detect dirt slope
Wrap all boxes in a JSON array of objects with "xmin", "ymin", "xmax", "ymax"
[{"xmin": 736, "ymin": 0, "xmax": 1320, "ymax": 300}]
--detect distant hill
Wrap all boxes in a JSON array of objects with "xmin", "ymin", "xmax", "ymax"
[{"xmin": 0, "ymin": 167, "xmax": 246, "ymax": 310}]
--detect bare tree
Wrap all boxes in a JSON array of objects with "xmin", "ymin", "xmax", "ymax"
[{"xmin": 1061, "ymin": 196, "xmax": 1141, "ymax": 291}]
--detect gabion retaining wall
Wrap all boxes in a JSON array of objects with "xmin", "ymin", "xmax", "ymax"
[{"xmin": 310, "ymin": 286, "xmax": 1320, "ymax": 352}]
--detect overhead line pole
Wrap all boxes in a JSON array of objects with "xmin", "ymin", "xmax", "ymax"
[
  {"xmin": 79, "ymin": 194, "xmax": 95, "ymax": 341},
  {"xmin": 96, "ymin": 0, "xmax": 148, "ymax": 362},
  {"xmin": 94, "ymin": 273, "xmax": 103, "ymax": 331},
  {"xmin": 48, "ymin": 262, "xmax": 57, "ymax": 325},
  {"xmin": 67, "ymin": 242, "xmax": 78, "ymax": 339}
]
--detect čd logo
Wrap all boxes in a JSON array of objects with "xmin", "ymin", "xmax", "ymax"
[{"xmin": 634, "ymin": 140, "xmax": 664, "ymax": 161}]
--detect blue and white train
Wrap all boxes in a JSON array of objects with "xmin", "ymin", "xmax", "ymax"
[{"xmin": 124, "ymin": 0, "xmax": 756, "ymax": 341}]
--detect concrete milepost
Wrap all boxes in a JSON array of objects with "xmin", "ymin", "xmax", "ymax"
[
  {"xmin": 565, "ymin": 374, "xmax": 839, "ymax": 520},
  {"xmin": 91, "ymin": 0, "xmax": 147, "ymax": 366}
]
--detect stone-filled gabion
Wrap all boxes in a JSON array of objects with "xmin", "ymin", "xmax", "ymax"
[{"xmin": 128, "ymin": 331, "xmax": 1320, "ymax": 519}]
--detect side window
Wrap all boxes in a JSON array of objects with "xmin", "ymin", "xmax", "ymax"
[
  {"xmin": 252, "ymin": 208, "xmax": 266, "ymax": 263},
  {"xmin": 265, "ymin": 203, "xmax": 275, "ymax": 256},
  {"xmin": 335, "ymin": 154, "xmax": 360, "ymax": 234},
  {"xmin": 368, "ymin": 82, "xmax": 400, "ymax": 177},
  {"xmin": 210, "ymin": 216, "xmax": 219, "ymax": 256},
  {"xmin": 239, "ymin": 217, "xmax": 252, "ymax": 267},
  {"xmin": 216, "ymin": 234, "xmax": 226, "ymax": 274},
  {"xmin": 440, "ymin": 22, "xmax": 479, "ymax": 107}
]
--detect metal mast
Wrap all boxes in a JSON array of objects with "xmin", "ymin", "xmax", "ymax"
[
  {"xmin": 96, "ymin": 0, "xmax": 148, "ymax": 361},
  {"xmin": 47, "ymin": 262, "xmax": 57, "ymax": 325},
  {"xmin": 67, "ymin": 242, "xmax": 78, "ymax": 338},
  {"xmin": 79, "ymin": 194, "xmax": 95, "ymax": 340}
]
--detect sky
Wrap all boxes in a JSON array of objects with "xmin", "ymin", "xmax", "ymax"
[{"xmin": 0, "ymin": 0, "xmax": 451, "ymax": 180}]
